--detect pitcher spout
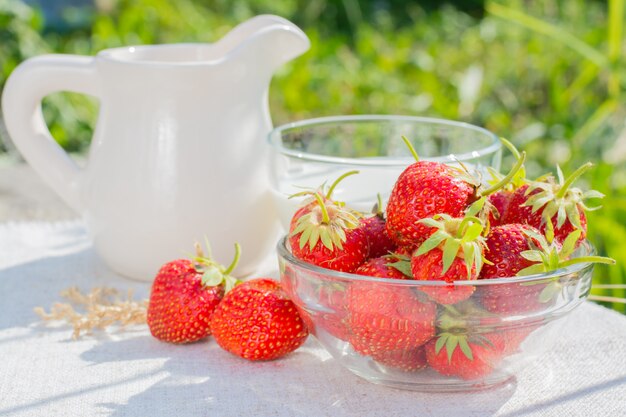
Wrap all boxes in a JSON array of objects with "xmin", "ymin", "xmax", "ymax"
[{"xmin": 218, "ymin": 15, "xmax": 310, "ymax": 73}]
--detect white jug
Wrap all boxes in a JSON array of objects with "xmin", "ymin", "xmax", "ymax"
[{"xmin": 2, "ymin": 15, "xmax": 310, "ymax": 281}]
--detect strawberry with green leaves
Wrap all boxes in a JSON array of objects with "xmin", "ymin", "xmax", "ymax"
[
  {"xmin": 354, "ymin": 253, "xmax": 413, "ymax": 279},
  {"xmin": 289, "ymin": 171, "xmax": 369, "ymax": 272},
  {"xmin": 411, "ymin": 211, "xmax": 487, "ymax": 304},
  {"xmin": 209, "ymin": 278, "xmax": 309, "ymax": 361},
  {"xmin": 385, "ymin": 137, "xmax": 479, "ymax": 248},
  {"xmin": 147, "ymin": 243, "xmax": 241, "ymax": 344},
  {"xmin": 426, "ymin": 332, "xmax": 505, "ymax": 380},
  {"xmin": 503, "ymin": 163, "xmax": 603, "ymax": 245},
  {"xmin": 480, "ymin": 227, "xmax": 615, "ymax": 314},
  {"xmin": 386, "ymin": 136, "xmax": 526, "ymax": 248},
  {"xmin": 480, "ymin": 223, "xmax": 542, "ymax": 279},
  {"xmin": 425, "ymin": 303, "xmax": 506, "ymax": 380}
]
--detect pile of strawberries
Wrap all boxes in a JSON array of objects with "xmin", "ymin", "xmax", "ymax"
[
  {"xmin": 144, "ymin": 136, "xmax": 613, "ymax": 380},
  {"xmin": 146, "ymin": 242, "xmax": 309, "ymax": 361},
  {"xmin": 284, "ymin": 137, "xmax": 614, "ymax": 379}
]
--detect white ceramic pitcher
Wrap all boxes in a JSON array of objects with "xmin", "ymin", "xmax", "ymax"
[{"xmin": 2, "ymin": 15, "xmax": 310, "ymax": 281}]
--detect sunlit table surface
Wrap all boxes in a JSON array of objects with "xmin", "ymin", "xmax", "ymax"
[{"xmin": 0, "ymin": 161, "xmax": 625, "ymax": 416}]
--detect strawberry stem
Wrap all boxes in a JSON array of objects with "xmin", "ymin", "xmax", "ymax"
[
  {"xmin": 457, "ymin": 216, "xmax": 482, "ymax": 238},
  {"xmin": 374, "ymin": 193, "xmax": 384, "ymax": 216},
  {"xmin": 325, "ymin": 170, "xmax": 359, "ymax": 199},
  {"xmin": 555, "ymin": 162, "xmax": 593, "ymax": 199},
  {"xmin": 194, "ymin": 241, "xmax": 204, "ymax": 258},
  {"xmin": 313, "ymin": 192, "xmax": 331, "ymax": 224},
  {"xmin": 401, "ymin": 135, "xmax": 420, "ymax": 161},
  {"xmin": 481, "ymin": 151, "xmax": 527, "ymax": 196},
  {"xmin": 223, "ymin": 243, "xmax": 242, "ymax": 275},
  {"xmin": 499, "ymin": 137, "xmax": 521, "ymax": 159}
]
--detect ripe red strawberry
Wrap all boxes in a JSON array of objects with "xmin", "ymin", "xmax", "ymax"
[
  {"xmin": 503, "ymin": 163, "xmax": 603, "ymax": 244},
  {"xmin": 425, "ymin": 332, "xmax": 505, "ymax": 380},
  {"xmin": 347, "ymin": 279, "xmax": 436, "ymax": 356},
  {"xmin": 289, "ymin": 171, "xmax": 369, "ymax": 272},
  {"xmin": 394, "ymin": 245, "xmax": 417, "ymax": 257},
  {"xmin": 479, "ymin": 225, "xmax": 556, "ymax": 314},
  {"xmin": 386, "ymin": 137, "xmax": 526, "ymax": 248},
  {"xmin": 358, "ymin": 194, "xmax": 396, "ymax": 258},
  {"xmin": 410, "ymin": 214, "xmax": 487, "ymax": 304},
  {"xmin": 147, "ymin": 243, "xmax": 241, "ymax": 344},
  {"xmin": 359, "ymin": 215, "xmax": 396, "ymax": 258},
  {"xmin": 209, "ymin": 278, "xmax": 309, "ymax": 361},
  {"xmin": 480, "ymin": 224, "xmax": 542, "ymax": 279},
  {"xmin": 354, "ymin": 254, "xmax": 412, "ymax": 279},
  {"xmin": 412, "ymin": 250, "xmax": 476, "ymax": 304},
  {"xmin": 386, "ymin": 159, "xmax": 477, "ymax": 247},
  {"xmin": 480, "ymin": 228, "xmax": 614, "ymax": 314}
]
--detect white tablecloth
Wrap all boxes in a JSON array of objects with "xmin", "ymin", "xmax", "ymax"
[{"xmin": 0, "ymin": 221, "xmax": 625, "ymax": 417}]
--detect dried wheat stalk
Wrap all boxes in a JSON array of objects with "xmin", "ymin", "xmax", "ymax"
[{"xmin": 34, "ymin": 286, "xmax": 148, "ymax": 339}]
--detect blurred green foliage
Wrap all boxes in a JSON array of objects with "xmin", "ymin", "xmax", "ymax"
[{"xmin": 1, "ymin": 0, "xmax": 625, "ymax": 311}]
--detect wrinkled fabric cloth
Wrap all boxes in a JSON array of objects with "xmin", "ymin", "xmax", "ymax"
[{"xmin": 0, "ymin": 221, "xmax": 625, "ymax": 417}]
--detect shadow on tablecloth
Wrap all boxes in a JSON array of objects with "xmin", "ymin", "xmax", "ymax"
[
  {"xmin": 79, "ymin": 333, "xmax": 518, "ymax": 417},
  {"xmin": 0, "ymin": 247, "xmax": 150, "ymax": 332}
]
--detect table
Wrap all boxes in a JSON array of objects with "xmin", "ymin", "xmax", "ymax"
[{"xmin": 1, "ymin": 221, "xmax": 625, "ymax": 417}]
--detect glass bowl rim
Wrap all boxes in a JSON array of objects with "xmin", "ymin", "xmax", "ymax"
[
  {"xmin": 277, "ymin": 235, "xmax": 595, "ymax": 286},
  {"xmin": 267, "ymin": 115, "xmax": 502, "ymax": 166}
]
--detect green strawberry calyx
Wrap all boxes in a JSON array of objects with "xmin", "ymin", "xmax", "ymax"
[
  {"xmin": 384, "ymin": 253, "xmax": 414, "ymax": 277},
  {"xmin": 289, "ymin": 171, "xmax": 362, "ymax": 251},
  {"xmin": 416, "ymin": 214, "xmax": 487, "ymax": 279},
  {"xmin": 193, "ymin": 241, "xmax": 242, "ymax": 293},
  {"xmin": 517, "ymin": 228, "xmax": 615, "ymax": 303},
  {"xmin": 517, "ymin": 228, "xmax": 615, "ymax": 276},
  {"xmin": 434, "ymin": 302, "xmax": 496, "ymax": 362},
  {"xmin": 522, "ymin": 162, "xmax": 604, "ymax": 230}
]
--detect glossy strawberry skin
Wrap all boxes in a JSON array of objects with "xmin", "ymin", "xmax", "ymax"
[
  {"xmin": 289, "ymin": 226, "xmax": 369, "ymax": 273},
  {"xmin": 480, "ymin": 224, "xmax": 539, "ymax": 279},
  {"xmin": 425, "ymin": 333, "xmax": 505, "ymax": 380},
  {"xmin": 209, "ymin": 278, "xmax": 309, "ymax": 361},
  {"xmin": 354, "ymin": 255, "xmax": 412, "ymax": 279},
  {"xmin": 147, "ymin": 259, "xmax": 224, "ymax": 344},
  {"xmin": 358, "ymin": 215, "xmax": 396, "ymax": 258},
  {"xmin": 347, "ymin": 280, "xmax": 436, "ymax": 356},
  {"xmin": 479, "ymin": 224, "xmax": 546, "ymax": 314},
  {"xmin": 386, "ymin": 161, "xmax": 475, "ymax": 247},
  {"xmin": 411, "ymin": 249, "xmax": 476, "ymax": 305},
  {"xmin": 503, "ymin": 184, "xmax": 587, "ymax": 244}
]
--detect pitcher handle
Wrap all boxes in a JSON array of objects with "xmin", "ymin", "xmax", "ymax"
[{"xmin": 1, "ymin": 55, "xmax": 100, "ymax": 212}]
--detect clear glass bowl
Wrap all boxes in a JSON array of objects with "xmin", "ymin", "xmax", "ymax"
[
  {"xmin": 277, "ymin": 236, "xmax": 594, "ymax": 392},
  {"xmin": 268, "ymin": 115, "xmax": 502, "ymax": 230}
]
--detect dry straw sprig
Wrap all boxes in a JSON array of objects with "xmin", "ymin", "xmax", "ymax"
[{"xmin": 34, "ymin": 287, "xmax": 148, "ymax": 339}]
